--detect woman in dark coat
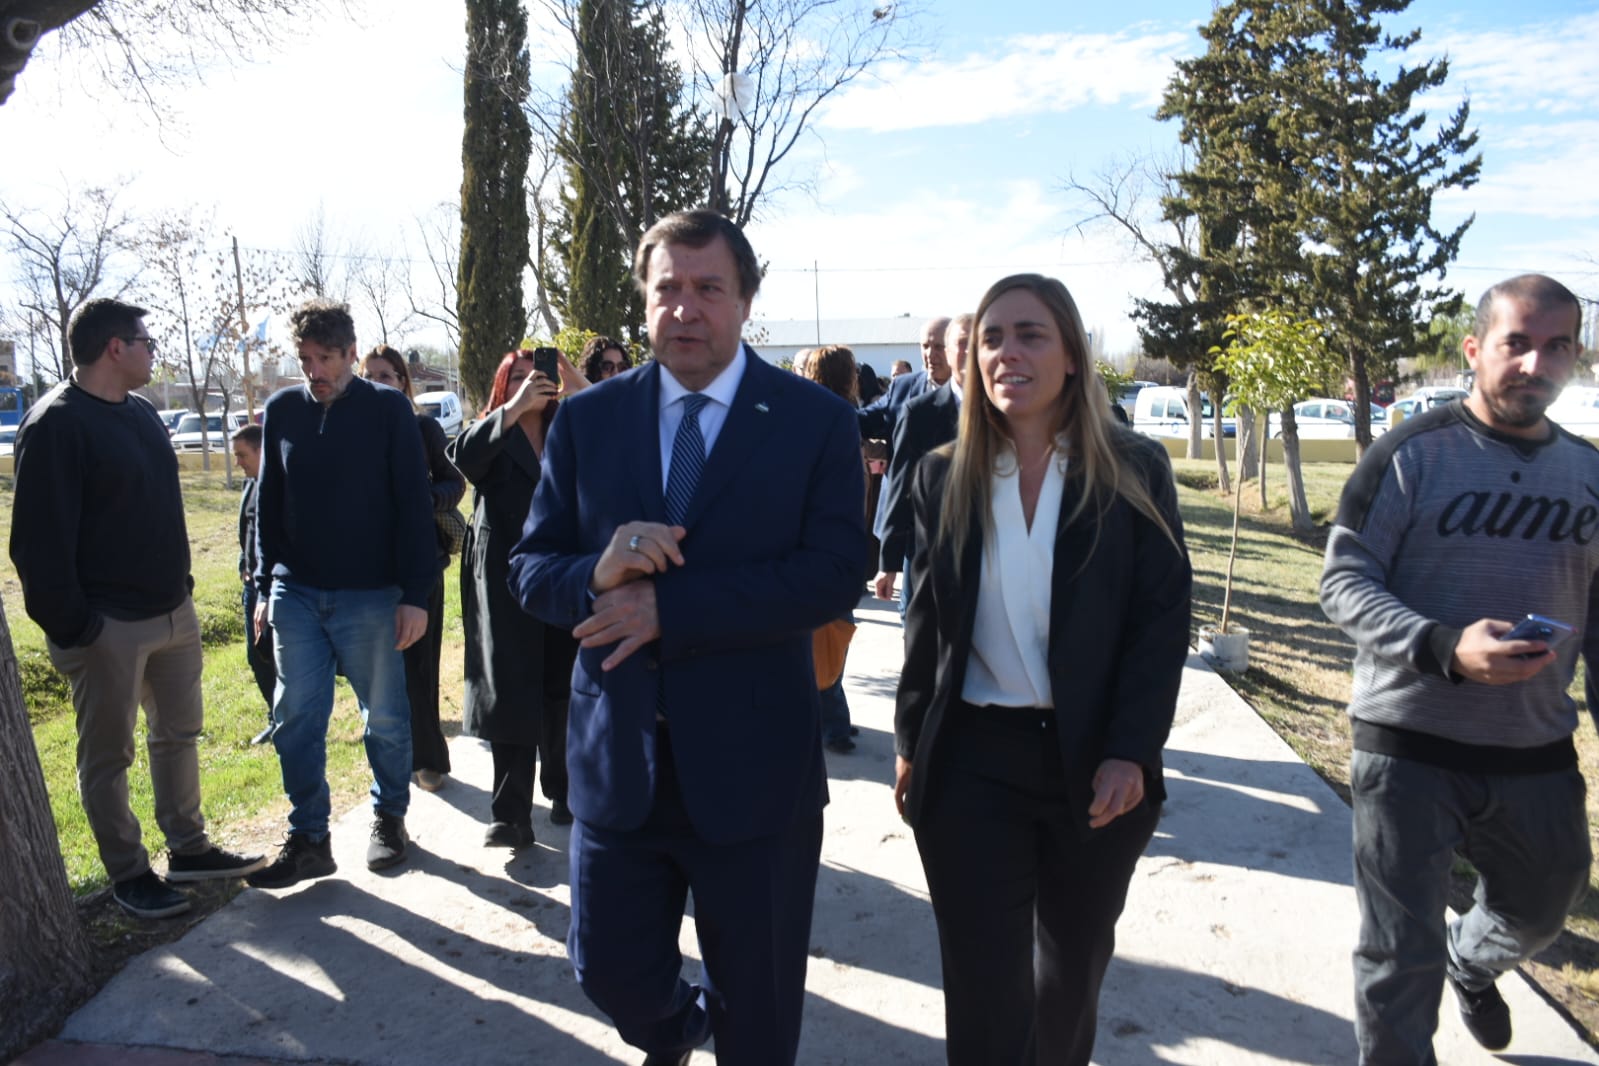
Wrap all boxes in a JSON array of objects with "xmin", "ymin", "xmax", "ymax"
[
  {"xmin": 449, "ymin": 348, "xmax": 587, "ymax": 847},
  {"xmin": 894, "ymin": 274, "xmax": 1191, "ymax": 1066},
  {"xmin": 360, "ymin": 345, "xmax": 465, "ymax": 793}
]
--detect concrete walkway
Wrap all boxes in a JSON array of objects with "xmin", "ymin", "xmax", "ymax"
[{"xmin": 17, "ymin": 594, "xmax": 1599, "ymax": 1065}]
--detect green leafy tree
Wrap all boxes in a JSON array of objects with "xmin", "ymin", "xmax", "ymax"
[
  {"xmin": 1207, "ymin": 311, "xmax": 1337, "ymax": 636},
  {"xmin": 1214, "ymin": 311, "xmax": 1341, "ymax": 534},
  {"xmin": 458, "ymin": 0, "xmax": 532, "ymax": 408}
]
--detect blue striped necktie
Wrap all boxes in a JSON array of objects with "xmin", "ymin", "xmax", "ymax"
[{"xmin": 664, "ymin": 394, "xmax": 708, "ymax": 526}]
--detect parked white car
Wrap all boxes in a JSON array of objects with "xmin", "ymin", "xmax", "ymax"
[
  {"xmin": 1544, "ymin": 385, "xmax": 1599, "ymax": 438},
  {"xmin": 1268, "ymin": 399, "xmax": 1388, "ymax": 439},
  {"xmin": 0, "ymin": 425, "xmax": 16, "ymax": 457},
  {"xmin": 171, "ymin": 411, "xmax": 249, "ymax": 452},
  {"xmin": 415, "ymin": 391, "xmax": 463, "ymax": 437},
  {"xmin": 1388, "ymin": 387, "xmax": 1468, "ymax": 425},
  {"xmin": 1132, "ymin": 385, "xmax": 1236, "ymax": 439}
]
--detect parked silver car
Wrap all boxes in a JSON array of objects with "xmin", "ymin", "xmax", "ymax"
[{"xmin": 171, "ymin": 411, "xmax": 248, "ymax": 452}]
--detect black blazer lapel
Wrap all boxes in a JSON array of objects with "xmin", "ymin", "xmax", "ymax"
[{"xmin": 1048, "ymin": 477, "xmax": 1096, "ymax": 671}]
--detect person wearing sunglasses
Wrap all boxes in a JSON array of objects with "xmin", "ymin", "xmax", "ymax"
[
  {"xmin": 580, "ymin": 335, "xmax": 632, "ymax": 383},
  {"xmin": 11, "ymin": 298, "xmax": 265, "ymax": 919}
]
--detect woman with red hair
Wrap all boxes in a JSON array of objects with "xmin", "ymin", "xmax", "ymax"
[{"xmin": 449, "ymin": 348, "xmax": 587, "ymax": 847}]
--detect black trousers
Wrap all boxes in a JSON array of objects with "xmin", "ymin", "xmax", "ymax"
[
  {"xmin": 487, "ymin": 624, "xmax": 575, "ymax": 825},
  {"xmin": 914, "ymin": 707, "xmax": 1159, "ymax": 1066},
  {"xmin": 404, "ymin": 571, "xmax": 450, "ymax": 773},
  {"xmin": 242, "ymin": 583, "xmax": 276, "ymax": 716}
]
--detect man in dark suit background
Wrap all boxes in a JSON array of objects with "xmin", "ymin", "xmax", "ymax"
[
  {"xmin": 508, "ymin": 210, "xmax": 868, "ymax": 1066},
  {"xmin": 873, "ymin": 313, "xmax": 969, "ymax": 613},
  {"xmin": 858, "ymin": 314, "xmax": 951, "ymax": 443}
]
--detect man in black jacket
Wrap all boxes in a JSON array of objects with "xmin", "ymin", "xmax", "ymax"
[
  {"xmin": 246, "ymin": 299, "xmax": 435, "ymax": 888},
  {"xmin": 10, "ymin": 298, "xmax": 264, "ymax": 919},
  {"xmin": 873, "ymin": 313, "xmax": 969, "ymax": 615},
  {"xmin": 231, "ymin": 423, "xmax": 276, "ymax": 745}
]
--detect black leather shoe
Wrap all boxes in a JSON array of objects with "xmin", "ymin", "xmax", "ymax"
[
  {"xmin": 549, "ymin": 799, "xmax": 574, "ymax": 826},
  {"xmin": 1449, "ymin": 972, "xmax": 1511, "ymax": 1051},
  {"xmin": 484, "ymin": 821, "xmax": 535, "ymax": 848},
  {"xmin": 640, "ymin": 1051, "xmax": 692, "ymax": 1066}
]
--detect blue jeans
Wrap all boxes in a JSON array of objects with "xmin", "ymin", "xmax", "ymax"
[
  {"xmin": 1350, "ymin": 750, "xmax": 1590, "ymax": 1065},
  {"xmin": 269, "ymin": 580, "xmax": 412, "ymax": 838}
]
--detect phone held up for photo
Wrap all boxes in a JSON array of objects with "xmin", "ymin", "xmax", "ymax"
[
  {"xmin": 1500, "ymin": 614, "xmax": 1576, "ymax": 659},
  {"xmin": 532, "ymin": 346, "xmax": 561, "ymax": 382}
]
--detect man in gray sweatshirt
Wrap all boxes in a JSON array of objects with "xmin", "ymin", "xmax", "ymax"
[{"xmin": 1321, "ymin": 274, "xmax": 1596, "ymax": 1064}]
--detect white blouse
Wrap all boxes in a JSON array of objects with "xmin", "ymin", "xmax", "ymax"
[{"xmin": 960, "ymin": 444, "xmax": 1067, "ymax": 709}]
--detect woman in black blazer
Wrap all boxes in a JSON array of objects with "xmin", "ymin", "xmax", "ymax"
[
  {"xmin": 894, "ymin": 274, "xmax": 1191, "ymax": 1066},
  {"xmin": 450, "ymin": 349, "xmax": 588, "ymax": 847}
]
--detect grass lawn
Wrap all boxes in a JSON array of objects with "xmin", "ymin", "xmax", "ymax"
[
  {"xmin": 1, "ymin": 468, "xmax": 469, "ymax": 895},
  {"xmin": 1172, "ymin": 456, "xmax": 1599, "ymax": 1042}
]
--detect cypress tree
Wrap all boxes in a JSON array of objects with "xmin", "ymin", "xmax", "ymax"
[
  {"xmin": 459, "ymin": 0, "xmax": 532, "ymax": 407},
  {"xmin": 553, "ymin": 0, "xmax": 710, "ymax": 344}
]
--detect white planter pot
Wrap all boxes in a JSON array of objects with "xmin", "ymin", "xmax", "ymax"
[{"xmin": 1199, "ymin": 625, "xmax": 1250, "ymax": 673}]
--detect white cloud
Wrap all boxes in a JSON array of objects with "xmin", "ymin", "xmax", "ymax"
[
  {"xmin": 817, "ymin": 28, "xmax": 1191, "ymax": 133},
  {"xmin": 1439, "ymin": 120, "xmax": 1599, "ymax": 221},
  {"xmin": 1430, "ymin": 11, "xmax": 1599, "ymax": 117}
]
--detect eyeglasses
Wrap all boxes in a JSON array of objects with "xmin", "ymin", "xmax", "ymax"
[{"xmin": 120, "ymin": 335, "xmax": 158, "ymax": 354}]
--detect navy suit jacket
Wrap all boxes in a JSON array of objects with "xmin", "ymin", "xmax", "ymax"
[
  {"xmin": 858, "ymin": 368, "xmax": 928, "ymax": 444},
  {"xmin": 879, "ymin": 382, "xmax": 960, "ymax": 570},
  {"xmin": 508, "ymin": 352, "xmax": 869, "ymax": 845}
]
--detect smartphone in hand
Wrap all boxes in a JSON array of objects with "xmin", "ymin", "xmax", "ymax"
[
  {"xmin": 1501, "ymin": 614, "xmax": 1575, "ymax": 658},
  {"xmin": 532, "ymin": 346, "xmax": 561, "ymax": 382}
]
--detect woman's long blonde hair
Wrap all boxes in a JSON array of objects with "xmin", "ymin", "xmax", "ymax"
[{"xmin": 936, "ymin": 274, "xmax": 1178, "ymax": 562}]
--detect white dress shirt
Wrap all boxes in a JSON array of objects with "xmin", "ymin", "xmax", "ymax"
[
  {"xmin": 657, "ymin": 345, "xmax": 747, "ymax": 492},
  {"xmin": 960, "ymin": 444, "xmax": 1068, "ymax": 708}
]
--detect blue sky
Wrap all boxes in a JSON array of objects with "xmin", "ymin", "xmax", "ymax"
[{"xmin": 2, "ymin": 0, "xmax": 1595, "ymax": 360}]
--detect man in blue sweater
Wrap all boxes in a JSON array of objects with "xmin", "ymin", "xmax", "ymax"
[{"xmin": 247, "ymin": 299, "xmax": 435, "ymax": 887}]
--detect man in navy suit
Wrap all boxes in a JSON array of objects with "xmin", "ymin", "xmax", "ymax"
[
  {"xmin": 858, "ymin": 314, "xmax": 951, "ymax": 443},
  {"xmin": 874, "ymin": 313, "xmax": 969, "ymax": 612},
  {"xmin": 508, "ymin": 210, "xmax": 868, "ymax": 1066}
]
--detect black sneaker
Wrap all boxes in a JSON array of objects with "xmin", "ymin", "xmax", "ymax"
[
  {"xmin": 549, "ymin": 799, "xmax": 574, "ymax": 826},
  {"xmin": 167, "ymin": 845, "xmax": 267, "ymax": 882},
  {"xmin": 112, "ymin": 870, "xmax": 192, "ymax": 919},
  {"xmin": 824, "ymin": 736, "xmax": 856, "ymax": 754},
  {"xmin": 1449, "ymin": 972, "xmax": 1512, "ymax": 1051},
  {"xmin": 247, "ymin": 834, "xmax": 336, "ymax": 889},
  {"xmin": 367, "ymin": 813, "xmax": 409, "ymax": 870}
]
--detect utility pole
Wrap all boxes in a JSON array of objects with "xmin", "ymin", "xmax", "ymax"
[{"xmin": 232, "ymin": 235, "xmax": 256, "ymax": 418}]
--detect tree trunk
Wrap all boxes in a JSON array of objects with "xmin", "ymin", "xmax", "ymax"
[
  {"xmin": 0, "ymin": 590, "xmax": 94, "ymax": 1062},
  {"xmin": 1237, "ymin": 406, "xmax": 1259, "ymax": 482},
  {"xmin": 1210, "ymin": 387, "xmax": 1231, "ymax": 497},
  {"xmin": 1184, "ymin": 372, "xmax": 1202, "ymax": 461},
  {"xmin": 1281, "ymin": 409, "xmax": 1313, "ymax": 533}
]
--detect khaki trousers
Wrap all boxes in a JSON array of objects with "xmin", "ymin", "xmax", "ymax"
[{"xmin": 49, "ymin": 598, "xmax": 209, "ymax": 883}]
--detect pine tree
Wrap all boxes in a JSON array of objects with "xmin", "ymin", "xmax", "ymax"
[
  {"xmin": 459, "ymin": 0, "xmax": 532, "ymax": 406},
  {"xmin": 1290, "ymin": 0, "xmax": 1479, "ymax": 447}
]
